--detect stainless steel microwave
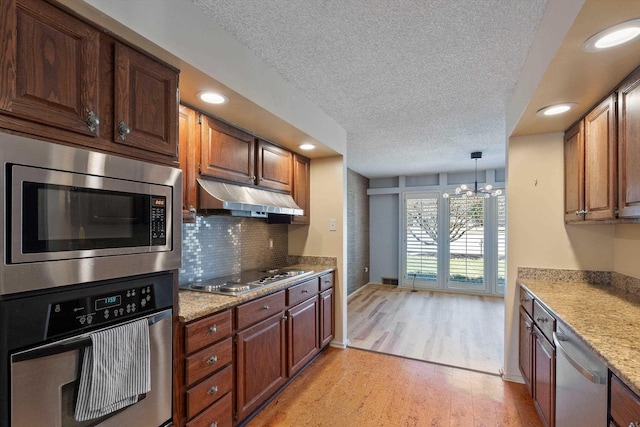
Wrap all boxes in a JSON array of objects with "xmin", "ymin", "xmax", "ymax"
[{"xmin": 0, "ymin": 133, "xmax": 182, "ymax": 295}]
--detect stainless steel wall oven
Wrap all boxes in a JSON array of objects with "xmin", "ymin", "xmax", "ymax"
[
  {"xmin": 0, "ymin": 133, "xmax": 182, "ymax": 426},
  {"xmin": 0, "ymin": 272, "xmax": 174, "ymax": 427}
]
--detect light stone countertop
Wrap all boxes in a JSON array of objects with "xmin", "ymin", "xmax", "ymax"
[
  {"xmin": 179, "ymin": 265, "xmax": 335, "ymax": 322},
  {"xmin": 518, "ymin": 279, "xmax": 640, "ymax": 397}
]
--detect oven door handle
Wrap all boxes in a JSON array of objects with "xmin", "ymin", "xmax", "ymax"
[{"xmin": 12, "ymin": 309, "xmax": 172, "ymax": 363}]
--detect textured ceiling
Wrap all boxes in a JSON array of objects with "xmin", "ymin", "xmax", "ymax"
[{"xmin": 192, "ymin": 0, "xmax": 547, "ymax": 177}]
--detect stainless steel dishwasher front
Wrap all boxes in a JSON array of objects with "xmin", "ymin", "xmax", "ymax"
[{"xmin": 553, "ymin": 320, "xmax": 608, "ymax": 427}]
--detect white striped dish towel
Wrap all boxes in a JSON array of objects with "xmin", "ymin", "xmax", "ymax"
[{"xmin": 74, "ymin": 318, "xmax": 151, "ymax": 421}]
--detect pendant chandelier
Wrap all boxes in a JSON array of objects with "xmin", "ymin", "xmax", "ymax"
[{"xmin": 443, "ymin": 152, "xmax": 502, "ymax": 199}]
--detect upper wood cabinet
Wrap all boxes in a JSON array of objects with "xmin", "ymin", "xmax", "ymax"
[
  {"xmin": 292, "ymin": 154, "xmax": 311, "ymax": 224},
  {"xmin": 200, "ymin": 115, "xmax": 256, "ymax": 185},
  {"xmin": 256, "ymin": 138, "xmax": 293, "ymax": 192},
  {"xmin": 564, "ymin": 95, "xmax": 617, "ymax": 222},
  {"xmin": 618, "ymin": 68, "xmax": 640, "ymax": 218},
  {"xmin": 113, "ymin": 43, "xmax": 178, "ymax": 157},
  {"xmin": 0, "ymin": 0, "xmax": 179, "ymax": 166},
  {"xmin": 0, "ymin": 0, "xmax": 99, "ymax": 137},
  {"xmin": 179, "ymin": 105, "xmax": 199, "ymax": 221},
  {"xmin": 564, "ymin": 121, "xmax": 584, "ymax": 223}
]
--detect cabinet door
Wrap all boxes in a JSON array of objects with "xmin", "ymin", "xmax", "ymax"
[
  {"xmin": 287, "ymin": 297, "xmax": 319, "ymax": 377},
  {"xmin": 200, "ymin": 116, "xmax": 255, "ymax": 185},
  {"xmin": 179, "ymin": 105, "xmax": 199, "ymax": 220},
  {"xmin": 564, "ymin": 120, "xmax": 585, "ymax": 222},
  {"xmin": 236, "ymin": 311, "xmax": 286, "ymax": 422},
  {"xmin": 533, "ymin": 328, "xmax": 555, "ymax": 427},
  {"xmin": 114, "ymin": 43, "xmax": 178, "ymax": 158},
  {"xmin": 618, "ymin": 70, "xmax": 640, "ymax": 217},
  {"xmin": 518, "ymin": 307, "xmax": 533, "ymax": 395},
  {"xmin": 256, "ymin": 139, "xmax": 293, "ymax": 193},
  {"xmin": 0, "ymin": 0, "xmax": 99, "ymax": 136},
  {"xmin": 291, "ymin": 154, "xmax": 311, "ymax": 224},
  {"xmin": 584, "ymin": 95, "xmax": 617, "ymax": 220},
  {"xmin": 320, "ymin": 288, "xmax": 334, "ymax": 348}
]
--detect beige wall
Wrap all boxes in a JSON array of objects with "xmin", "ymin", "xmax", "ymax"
[
  {"xmin": 504, "ymin": 132, "xmax": 616, "ymax": 381},
  {"xmin": 289, "ymin": 156, "xmax": 348, "ymax": 347}
]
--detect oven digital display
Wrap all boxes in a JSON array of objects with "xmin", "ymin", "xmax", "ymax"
[{"xmin": 95, "ymin": 295, "xmax": 121, "ymax": 310}]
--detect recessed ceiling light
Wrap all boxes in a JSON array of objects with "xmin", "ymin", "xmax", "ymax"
[
  {"xmin": 198, "ymin": 91, "xmax": 228, "ymax": 105},
  {"xmin": 583, "ymin": 19, "xmax": 640, "ymax": 52},
  {"xmin": 536, "ymin": 103, "xmax": 577, "ymax": 117},
  {"xmin": 299, "ymin": 143, "xmax": 316, "ymax": 151}
]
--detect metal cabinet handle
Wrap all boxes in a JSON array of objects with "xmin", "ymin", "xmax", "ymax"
[
  {"xmin": 520, "ymin": 298, "xmax": 530, "ymax": 303},
  {"xmin": 263, "ymin": 305, "xmax": 269, "ymax": 310},
  {"xmin": 628, "ymin": 422, "xmax": 640, "ymax": 427},
  {"xmin": 302, "ymin": 289, "xmax": 309, "ymax": 293},
  {"xmin": 207, "ymin": 325, "xmax": 217, "ymax": 335},
  {"xmin": 207, "ymin": 386, "xmax": 218, "ymax": 395},
  {"xmin": 210, "ymin": 423, "xmax": 218, "ymax": 427},
  {"xmin": 525, "ymin": 325, "xmax": 532, "ymax": 331},
  {"xmin": 189, "ymin": 206, "xmax": 197, "ymax": 217},
  {"xmin": 118, "ymin": 121, "xmax": 131, "ymax": 140},
  {"xmin": 250, "ymin": 175, "xmax": 256, "ymax": 180},
  {"xmin": 206, "ymin": 356, "xmax": 218, "ymax": 365},
  {"xmin": 536, "ymin": 317, "xmax": 549, "ymax": 323},
  {"xmin": 86, "ymin": 111, "xmax": 100, "ymax": 132},
  {"xmin": 282, "ymin": 315, "xmax": 288, "ymax": 321}
]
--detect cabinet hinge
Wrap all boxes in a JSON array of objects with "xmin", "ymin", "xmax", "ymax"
[
  {"xmin": 198, "ymin": 163, "xmax": 202, "ymax": 174},
  {"xmin": 197, "ymin": 113, "xmax": 202, "ymax": 125}
]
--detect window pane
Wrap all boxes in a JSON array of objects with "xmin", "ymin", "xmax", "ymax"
[
  {"xmin": 497, "ymin": 195, "xmax": 506, "ymax": 286},
  {"xmin": 449, "ymin": 197, "xmax": 484, "ymax": 284},
  {"xmin": 405, "ymin": 196, "xmax": 438, "ymax": 281}
]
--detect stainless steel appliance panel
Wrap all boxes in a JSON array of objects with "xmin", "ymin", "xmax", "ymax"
[
  {"xmin": 554, "ymin": 322, "xmax": 607, "ymax": 427},
  {"xmin": 10, "ymin": 310, "xmax": 172, "ymax": 427},
  {"xmin": 0, "ymin": 133, "xmax": 182, "ymax": 295}
]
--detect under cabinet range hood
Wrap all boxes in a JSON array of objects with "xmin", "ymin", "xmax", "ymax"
[{"xmin": 197, "ymin": 179, "xmax": 303, "ymax": 216}]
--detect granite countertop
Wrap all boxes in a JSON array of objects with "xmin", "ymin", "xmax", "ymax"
[
  {"xmin": 518, "ymin": 278, "xmax": 640, "ymax": 396},
  {"xmin": 179, "ymin": 264, "xmax": 335, "ymax": 322}
]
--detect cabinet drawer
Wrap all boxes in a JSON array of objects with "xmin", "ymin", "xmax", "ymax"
[
  {"xmin": 533, "ymin": 300, "xmax": 555, "ymax": 343},
  {"xmin": 186, "ymin": 388, "xmax": 233, "ymax": 427},
  {"xmin": 237, "ymin": 290, "xmax": 286, "ymax": 330},
  {"xmin": 610, "ymin": 374, "xmax": 640, "ymax": 425},
  {"xmin": 287, "ymin": 279, "xmax": 319, "ymax": 306},
  {"xmin": 320, "ymin": 273, "xmax": 334, "ymax": 292},
  {"xmin": 519, "ymin": 286, "xmax": 533, "ymax": 316},
  {"xmin": 186, "ymin": 337, "xmax": 233, "ymax": 387},
  {"xmin": 186, "ymin": 365, "xmax": 233, "ymax": 419},
  {"xmin": 185, "ymin": 310, "xmax": 232, "ymax": 355}
]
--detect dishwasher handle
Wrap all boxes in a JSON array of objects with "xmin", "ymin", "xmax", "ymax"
[{"xmin": 553, "ymin": 331, "xmax": 606, "ymax": 385}]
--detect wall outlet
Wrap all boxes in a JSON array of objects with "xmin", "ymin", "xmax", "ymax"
[
  {"xmin": 268, "ymin": 238, "xmax": 273, "ymax": 249},
  {"xmin": 329, "ymin": 219, "xmax": 337, "ymax": 231}
]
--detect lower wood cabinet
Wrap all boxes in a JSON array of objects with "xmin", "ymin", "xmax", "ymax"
[
  {"xmin": 236, "ymin": 311, "xmax": 287, "ymax": 421},
  {"xmin": 518, "ymin": 286, "xmax": 556, "ymax": 427},
  {"xmin": 178, "ymin": 271, "xmax": 335, "ymax": 426},
  {"xmin": 610, "ymin": 374, "xmax": 640, "ymax": 427},
  {"xmin": 287, "ymin": 296, "xmax": 320, "ymax": 376}
]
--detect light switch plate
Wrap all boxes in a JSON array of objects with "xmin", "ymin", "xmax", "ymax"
[{"xmin": 329, "ymin": 219, "xmax": 337, "ymax": 231}]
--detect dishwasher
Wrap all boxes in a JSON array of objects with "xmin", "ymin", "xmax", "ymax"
[{"xmin": 553, "ymin": 319, "xmax": 608, "ymax": 427}]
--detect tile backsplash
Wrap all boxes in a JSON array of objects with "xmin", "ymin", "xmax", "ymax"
[{"xmin": 180, "ymin": 215, "xmax": 288, "ymax": 284}]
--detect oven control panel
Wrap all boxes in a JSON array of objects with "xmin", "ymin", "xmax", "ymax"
[{"xmin": 46, "ymin": 284, "xmax": 156, "ymax": 338}]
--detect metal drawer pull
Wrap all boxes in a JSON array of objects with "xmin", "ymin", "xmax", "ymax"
[
  {"xmin": 207, "ymin": 356, "xmax": 218, "ymax": 364},
  {"xmin": 263, "ymin": 305, "xmax": 269, "ymax": 310},
  {"xmin": 302, "ymin": 289, "xmax": 309, "ymax": 293},
  {"xmin": 210, "ymin": 423, "xmax": 218, "ymax": 427},
  {"xmin": 282, "ymin": 315, "xmax": 288, "ymax": 321},
  {"xmin": 207, "ymin": 325, "xmax": 217, "ymax": 335},
  {"xmin": 629, "ymin": 422, "xmax": 640, "ymax": 427},
  {"xmin": 520, "ymin": 298, "xmax": 530, "ymax": 303},
  {"xmin": 536, "ymin": 317, "xmax": 549, "ymax": 323},
  {"xmin": 207, "ymin": 386, "xmax": 218, "ymax": 395}
]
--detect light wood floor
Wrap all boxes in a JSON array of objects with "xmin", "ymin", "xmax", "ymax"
[
  {"xmin": 248, "ymin": 347, "xmax": 542, "ymax": 426},
  {"xmin": 347, "ymin": 284, "xmax": 504, "ymax": 374}
]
